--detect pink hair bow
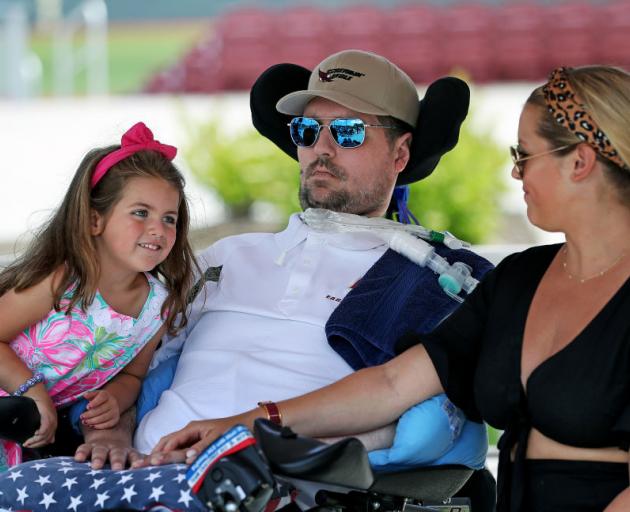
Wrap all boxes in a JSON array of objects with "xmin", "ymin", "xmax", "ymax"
[{"xmin": 91, "ymin": 122, "xmax": 178, "ymax": 188}]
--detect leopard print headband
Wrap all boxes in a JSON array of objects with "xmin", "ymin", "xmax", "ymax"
[{"xmin": 543, "ymin": 67, "xmax": 628, "ymax": 171}]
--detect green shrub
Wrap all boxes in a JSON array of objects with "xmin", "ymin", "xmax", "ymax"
[
  {"xmin": 184, "ymin": 111, "xmax": 507, "ymax": 243},
  {"xmin": 406, "ymin": 120, "xmax": 508, "ymax": 243},
  {"xmin": 184, "ymin": 119, "xmax": 300, "ymax": 219},
  {"xmin": 487, "ymin": 425, "xmax": 502, "ymax": 447}
]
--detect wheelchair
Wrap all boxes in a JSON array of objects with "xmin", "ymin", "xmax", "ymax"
[
  {"xmin": 0, "ymin": 399, "xmax": 494, "ymax": 512},
  {"xmin": 196, "ymin": 420, "xmax": 496, "ymax": 512}
]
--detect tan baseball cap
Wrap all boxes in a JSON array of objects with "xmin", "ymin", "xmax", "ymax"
[{"xmin": 276, "ymin": 49, "xmax": 420, "ymax": 127}]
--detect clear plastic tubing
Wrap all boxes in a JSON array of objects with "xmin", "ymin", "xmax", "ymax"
[{"xmin": 303, "ymin": 208, "xmax": 479, "ymax": 298}]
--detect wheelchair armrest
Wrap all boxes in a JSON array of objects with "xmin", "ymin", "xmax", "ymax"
[
  {"xmin": 370, "ymin": 465, "xmax": 473, "ymax": 501},
  {"xmin": 254, "ymin": 420, "xmax": 475, "ymax": 502},
  {"xmin": 0, "ymin": 396, "xmax": 40, "ymax": 444},
  {"xmin": 253, "ymin": 419, "xmax": 374, "ymax": 489}
]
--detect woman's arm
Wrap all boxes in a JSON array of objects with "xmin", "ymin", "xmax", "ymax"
[
  {"xmin": 277, "ymin": 343, "xmax": 443, "ymax": 437},
  {"xmin": 81, "ymin": 326, "xmax": 165, "ymax": 429},
  {"xmin": 149, "ymin": 343, "xmax": 443, "ymax": 464}
]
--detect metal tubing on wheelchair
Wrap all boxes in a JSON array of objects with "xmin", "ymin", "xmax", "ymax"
[
  {"xmin": 314, "ymin": 490, "xmax": 470, "ymax": 512},
  {"xmin": 402, "ymin": 500, "xmax": 471, "ymax": 512}
]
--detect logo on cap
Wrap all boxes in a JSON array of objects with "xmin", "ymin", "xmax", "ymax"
[{"xmin": 318, "ymin": 68, "xmax": 365, "ymax": 82}]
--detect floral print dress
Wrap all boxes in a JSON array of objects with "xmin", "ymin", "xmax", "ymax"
[{"xmin": 0, "ymin": 273, "xmax": 168, "ymax": 470}]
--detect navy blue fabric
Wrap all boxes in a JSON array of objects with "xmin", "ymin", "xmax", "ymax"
[
  {"xmin": 68, "ymin": 398, "xmax": 88, "ymax": 435},
  {"xmin": 326, "ymin": 246, "xmax": 493, "ymax": 370}
]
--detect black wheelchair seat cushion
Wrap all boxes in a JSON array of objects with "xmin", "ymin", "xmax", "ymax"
[{"xmin": 254, "ymin": 420, "xmax": 483, "ymax": 503}]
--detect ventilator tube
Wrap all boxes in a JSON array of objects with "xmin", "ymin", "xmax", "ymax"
[
  {"xmin": 386, "ymin": 231, "xmax": 478, "ymax": 297},
  {"xmin": 302, "ymin": 208, "xmax": 479, "ymax": 300}
]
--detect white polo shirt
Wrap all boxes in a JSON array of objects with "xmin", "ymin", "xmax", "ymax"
[{"xmin": 134, "ymin": 214, "xmax": 388, "ymax": 453}]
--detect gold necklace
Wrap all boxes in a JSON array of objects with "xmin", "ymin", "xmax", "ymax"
[{"xmin": 562, "ymin": 245, "xmax": 627, "ymax": 284}]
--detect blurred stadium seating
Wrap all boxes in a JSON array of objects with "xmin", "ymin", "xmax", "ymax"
[
  {"xmin": 145, "ymin": 1, "xmax": 629, "ymax": 92},
  {"xmin": 492, "ymin": 3, "xmax": 546, "ymax": 81}
]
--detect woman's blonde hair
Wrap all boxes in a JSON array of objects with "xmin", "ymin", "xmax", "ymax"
[
  {"xmin": 527, "ymin": 65, "xmax": 630, "ymax": 200},
  {"xmin": 0, "ymin": 147, "xmax": 198, "ymax": 335}
]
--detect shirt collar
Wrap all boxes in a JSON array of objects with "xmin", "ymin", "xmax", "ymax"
[
  {"xmin": 274, "ymin": 213, "xmax": 309, "ymax": 253},
  {"xmin": 275, "ymin": 213, "xmax": 387, "ymax": 253}
]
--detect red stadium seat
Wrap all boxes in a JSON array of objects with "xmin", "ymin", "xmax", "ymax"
[
  {"xmin": 272, "ymin": 7, "xmax": 330, "ymax": 68},
  {"xmin": 142, "ymin": 3, "xmax": 629, "ymax": 93},
  {"xmin": 435, "ymin": 4, "xmax": 494, "ymax": 82},
  {"xmin": 597, "ymin": 1, "xmax": 630, "ymax": 68},
  {"xmin": 491, "ymin": 4, "xmax": 547, "ymax": 81},
  {"xmin": 213, "ymin": 9, "xmax": 278, "ymax": 91},
  {"xmin": 541, "ymin": 2, "xmax": 598, "ymax": 70},
  {"xmin": 382, "ymin": 5, "xmax": 440, "ymax": 84},
  {"xmin": 327, "ymin": 6, "xmax": 387, "ymax": 56}
]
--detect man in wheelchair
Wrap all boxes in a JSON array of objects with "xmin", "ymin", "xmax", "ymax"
[{"xmin": 0, "ymin": 49, "xmax": 495, "ymax": 511}]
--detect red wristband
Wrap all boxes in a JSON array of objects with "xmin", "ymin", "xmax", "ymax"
[{"xmin": 257, "ymin": 401, "xmax": 282, "ymax": 426}]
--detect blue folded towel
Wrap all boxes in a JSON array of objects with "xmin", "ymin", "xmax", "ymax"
[{"xmin": 326, "ymin": 246, "xmax": 493, "ymax": 370}]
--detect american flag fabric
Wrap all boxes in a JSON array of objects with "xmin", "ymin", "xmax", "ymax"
[{"xmin": 0, "ymin": 457, "xmax": 207, "ymax": 511}]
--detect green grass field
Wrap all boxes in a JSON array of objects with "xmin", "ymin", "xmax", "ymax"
[{"xmin": 30, "ymin": 22, "xmax": 208, "ymax": 95}]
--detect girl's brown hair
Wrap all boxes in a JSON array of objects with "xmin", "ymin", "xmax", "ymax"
[{"xmin": 0, "ymin": 146, "xmax": 197, "ymax": 335}]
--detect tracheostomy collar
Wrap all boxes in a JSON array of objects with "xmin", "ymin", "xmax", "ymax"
[{"xmin": 301, "ymin": 208, "xmax": 479, "ymax": 302}]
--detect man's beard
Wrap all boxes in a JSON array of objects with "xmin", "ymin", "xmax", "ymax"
[{"xmin": 299, "ymin": 156, "xmax": 389, "ymax": 216}]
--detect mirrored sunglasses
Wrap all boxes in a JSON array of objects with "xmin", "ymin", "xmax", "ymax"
[{"xmin": 288, "ymin": 117, "xmax": 394, "ymax": 149}]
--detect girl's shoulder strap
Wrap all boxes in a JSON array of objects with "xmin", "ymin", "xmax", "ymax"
[
  {"xmin": 144, "ymin": 272, "xmax": 169, "ymax": 304},
  {"xmin": 135, "ymin": 272, "xmax": 169, "ymax": 328}
]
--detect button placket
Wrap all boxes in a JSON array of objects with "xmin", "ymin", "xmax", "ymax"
[{"xmin": 278, "ymin": 235, "xmax": 325, "ymax": 314}]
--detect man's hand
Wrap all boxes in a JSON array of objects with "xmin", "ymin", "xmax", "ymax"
[
  {"xmin": 74, "ymin": 408, "xmax": 141, "ymax": 470},
  {"xmin": 81, "ymin": 390, "xmax": 120, "ymax": 429}
]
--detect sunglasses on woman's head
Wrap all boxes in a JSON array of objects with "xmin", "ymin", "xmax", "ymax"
[{"xmin": 288, "ymin": 117, "xmax": 395, "ymax": 149}]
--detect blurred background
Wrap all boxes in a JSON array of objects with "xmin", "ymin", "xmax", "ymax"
[
  {"xmin": 1, "ymin": 0, "xmax": 627, "ymax": 472},
  {"xmin": 1, "ymin": 0, "xmax": 628, "ymax": 260}
]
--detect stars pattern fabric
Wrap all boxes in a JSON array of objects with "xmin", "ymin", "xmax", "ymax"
[{"xmin": 0, "ymin": 457, "xmax": 207, "ymax": 511}]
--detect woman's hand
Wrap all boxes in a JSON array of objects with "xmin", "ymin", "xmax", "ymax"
[
  {"xmin": 23, "ymin": 387, "xmax": 57, "ymax": 449},
  {"xmin": 156, "ymin": 418, "xmax": 235, "ymax": 459},
  {"xmin": 135, "ymin": 415, "xmax": 249, "ymax": 468}
]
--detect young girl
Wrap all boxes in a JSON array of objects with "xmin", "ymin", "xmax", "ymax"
[{"xmin": 0, "ymin": 121, "xmax": 196, "ymax": 469}]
